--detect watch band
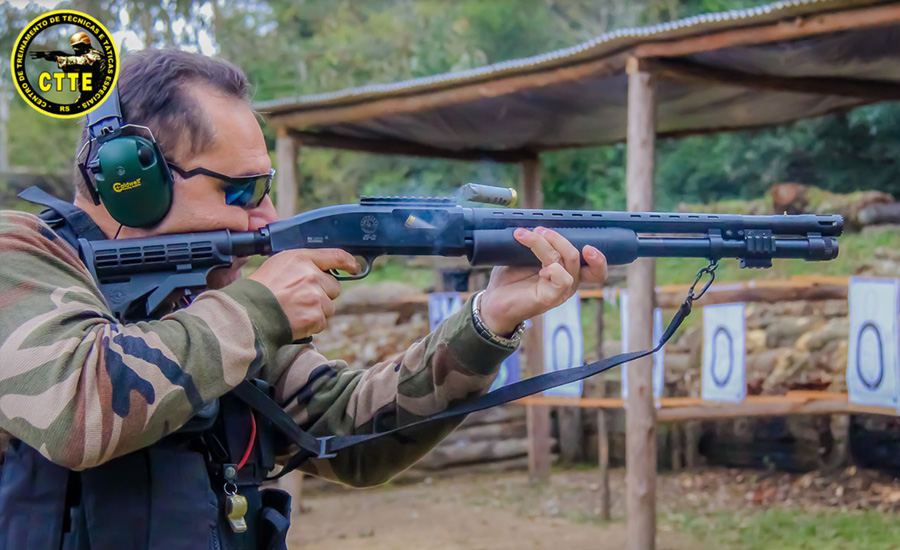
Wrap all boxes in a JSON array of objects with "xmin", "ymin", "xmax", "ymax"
[{"xmin": 471, "ymin": 291, "xmax": 525, "ymax": 349}]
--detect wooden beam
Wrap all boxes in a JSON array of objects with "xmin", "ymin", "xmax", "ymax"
[
  {"xmin": 625, "ymin": 58, "xmax": 657, "ymax": 550},
  {"xmin": 287, "ymin": 129, "xmax": 534, "ymax": 164},
  {"xmin": 521, "ymin": 156, "xmax": 544, "ymax": 209},
  {"xmin": 333, "ymin": 276, "xmax": 850, "ymax": 317},
  {"xmin": 649, "ymin": 57, "xmax": 900, "ymax": 101},
  {"xmin": 635, "ymin": 3, "xmax": 900, "ymax": 59},
  {"xmin": 267, "ymin": 57, "xmax": 622, "ymax": 128},
  {"xmin": 263, "ymin": 3, "xmax": 900, "ymax": 133},
  {"xmin": 653, "ymin": 280, "xmax": 848, "ymax": 309},
  {"xmin": 517, "ymin": 392, "xmax": 899, "ymax": 420},
  {"xmin": 521, "ymin": 157, "xmax": 552, "ymax": 483},
  {"xmin": 275, "ymin": 127, "xmax": 298, "ymax": 219},
  {"xmin": 598, "ymin": 408, "xmax": 612, "ymax": 521}
]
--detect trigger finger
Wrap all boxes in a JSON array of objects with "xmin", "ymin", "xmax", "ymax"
[
  {"xmin": 319, "ymin": 271, "xmax": 342, "ymax": 300},
  {"xmin": 321, "ymin": 289, "xmax": 337, "ymax": 318}
]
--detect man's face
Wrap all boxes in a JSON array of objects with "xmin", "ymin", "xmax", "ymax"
[
  {"xmin": 153, "ymin": 83, "xmax": 279, "ymax": 286},
  {"xmin": 154, "ymin": 83, "xmax": 277, "ymax": 236}
]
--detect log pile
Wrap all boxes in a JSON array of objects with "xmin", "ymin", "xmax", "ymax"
[
  {"xmin": 313, "ymin": 279, "xmax": 863, "ymax": 474},
  {"xmin": 400, "ymin": 406, "xmax": 559, "ymax": 481},
  {"xmin": 678, "ymin": 182, "xmax": 895, "ymax": 230}
]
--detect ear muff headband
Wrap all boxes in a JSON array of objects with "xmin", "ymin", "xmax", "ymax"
[{"xmin": 78, "ymin": 87, "xmax": 174, "ymax": 228}]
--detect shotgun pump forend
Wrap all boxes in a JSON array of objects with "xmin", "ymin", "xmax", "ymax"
[{"xmin": 78, "ymin": 184, "xmax": 842, "ymax": 321}]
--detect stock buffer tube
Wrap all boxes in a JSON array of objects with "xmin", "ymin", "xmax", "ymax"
[{"xmin": 467, "ymin": 227, "xmax": 839, "ymax": 269}]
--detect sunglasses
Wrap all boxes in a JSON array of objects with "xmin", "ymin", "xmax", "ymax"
[{"xmin": 167, "ymin": 162, "xmax": 275, "ymax": 209}]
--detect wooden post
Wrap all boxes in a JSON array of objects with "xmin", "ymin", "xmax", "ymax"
[
  {"xmin": 598, "ymin": 408, "xmax": 611, "ymax": 521},
  {"xmin": 625, "ymin": 56, "xmax": 658, "ymax": 550},
  {"xmin": 275, "ymin": 127, "xmax": 298, "ymax": 219},
  {"xmin": 558, "ymin": 407, "xmax": 583, "ymax": 465},
  {"xmin": 671, "ymin": 423, "xmax": 683, "ymax": 471},
  {"xmin": 522, "ymin": 156, "xmax": 552, "ymax": 482},
  {"xmin": 685, "ymin": 421, "xmax": 699, "ymax": 469},
  {"xmin": 595, "ymin": 297, "xmax": 605, "ymax": 362}
]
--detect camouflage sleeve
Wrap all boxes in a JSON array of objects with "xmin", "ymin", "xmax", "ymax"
[
  {"xmin": 56, "ymin": 51, "xmax": 102, "ymax": 68},
  {"xmin": 267, "ymin": 296, "xmax": 516, "ymax": 487},
  {"xmin": 0, "ymin": 212, "xmax": 292, "ymax": 470}
]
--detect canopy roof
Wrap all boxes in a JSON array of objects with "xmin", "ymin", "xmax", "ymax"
[{"xmin": 257, "ymin": 0, "xmax": 900, "ymax": 162}]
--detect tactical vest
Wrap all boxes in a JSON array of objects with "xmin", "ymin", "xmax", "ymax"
[{"xmin": 0, "ymin": 188, "xmax": 291, "ymax": 550}]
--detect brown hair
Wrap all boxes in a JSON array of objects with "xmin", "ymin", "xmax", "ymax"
[{"xmin": 74, "ymin": 49, "xmax": 251, "ymax": 198}]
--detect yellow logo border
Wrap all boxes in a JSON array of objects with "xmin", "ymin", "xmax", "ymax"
[{"xmin": 10, "ymin": 9, "xmax": 120, "ymax": 119}]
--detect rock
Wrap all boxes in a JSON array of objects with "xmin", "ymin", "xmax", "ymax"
[
  {"xmin": 337, "ymin": 281, "xmax": 423, "ymax": 307},
  {"xmin": 671, "ymin": 326, "xmax": 702, "ymax": 353},
  {"xmin": 801, "ymin": 318, "xmax": 850, "ymax": 353},
  {"xmin": 807, "ymin": 187, "xmax": 894, "ymax": 231},
  {"xmin": 662, "ymin": 352, "xmax": 694, "ymax": 375},
  {"xmin": 746, "ymin": 349, "xmax": 783, "ymax": 379},
  {"xmin": 465, "ymin": 405, "xmax": 526, "ymax": 426},
  {"xmin": 765, "ymin": 317, "xmax": 819, "ymax": 348},
  {"xmin": 746, "ymin": 329, "xmax": 768, "ymax": 353},
  {"xmin": 765, "ymin": 350, "xmax": 810, "ymax": 390},
  {"xmin": 822, "ymin": 300, "xmax": 849, "ymax": 318},
  {"xmin": 416, "ymin": 437, "xmax": 533, "ymax": 470}
]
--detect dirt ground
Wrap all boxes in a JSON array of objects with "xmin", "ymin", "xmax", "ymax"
[
  {"xmin": 288, "ymin": 470, "xmax": 703, "ymax": 550},
  {"xmin": 285, "ymin": 466, "xmax": 900, "ymax": 550}
]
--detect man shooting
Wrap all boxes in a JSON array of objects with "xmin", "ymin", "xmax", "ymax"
[
  {"xmin": 0, "ymin": 49, "xmax": 607, "ymax": 550},
  {"xmin": 30, "ymin": 31, "xmax": 105, "ymax": 102}
]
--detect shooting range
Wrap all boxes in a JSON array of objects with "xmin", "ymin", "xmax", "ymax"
[
  {"xmin": 6, "ymin": 0, "xmax": 900, "ymax": 549},
  {"xmin": 255, "ymin": 1, "xmax": 900, "ymax": 548}
]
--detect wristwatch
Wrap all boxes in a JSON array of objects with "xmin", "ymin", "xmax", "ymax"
[{"xmin": 471, "ymin": 291, "xmax": 525, "ymax": 349}]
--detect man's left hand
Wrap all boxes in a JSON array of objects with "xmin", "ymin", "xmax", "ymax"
[{"xmin": 479, "ymin": 226, "xmax": 608, "ymax": 336}]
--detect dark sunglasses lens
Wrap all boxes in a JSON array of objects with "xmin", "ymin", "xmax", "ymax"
[{"xmin": 224, "ymin": 175, "xmax": 269, "ymax": 208}]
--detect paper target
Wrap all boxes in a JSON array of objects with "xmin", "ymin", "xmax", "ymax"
[
  {"xmin": 542, "ymin": 293, "xmax": 584, "ymax": 397},
  {"xmin": 847, "ymin": 278, "xmax": 900, "ymax": 409},
  {"xmin": 856, "ymin": 322, "xmax": 884, "ymax": 391},
  {"xmin": 702, "ymin": 303, "xmax": 746, "ymax": 402},
  {"xmin": 620, "ymin": 291, "xmax": 665, "ymax": 400},
  {"xmin": 710, "ymin": 326, "xmax": 734, "ymax": 388},
  {"xmin": 427, "ymin": 292, "xmax": 520, "ymax": 391}
]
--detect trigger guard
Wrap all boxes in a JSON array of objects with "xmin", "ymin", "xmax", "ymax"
[{"xmin": 328, "ymin": 256, "xmax": 374, "ymax": 281}]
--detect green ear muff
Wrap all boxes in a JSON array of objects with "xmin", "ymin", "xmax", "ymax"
[
  {"xmin": 80, "ymin": 86, "xmax": 174, "ymax": 229},
  {"xmin": 93, "ymin": 135, "xmax": 173, "ymax": 228}
]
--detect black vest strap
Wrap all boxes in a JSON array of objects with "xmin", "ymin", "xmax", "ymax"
[{"xmin": 18, "ymin": 186, "xmax": 107, "ymax": 243}]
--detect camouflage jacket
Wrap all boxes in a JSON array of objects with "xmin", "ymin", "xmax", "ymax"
[{"xmin": 0, "ymin": 211, "xmax": 516, "ymax": 486}]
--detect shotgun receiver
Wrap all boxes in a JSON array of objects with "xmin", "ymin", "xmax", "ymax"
[{"xmin": 78, "ymin": 184, "xmax": 842, "ymax": 321}]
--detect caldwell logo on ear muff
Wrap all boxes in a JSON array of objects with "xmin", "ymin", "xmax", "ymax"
[
  {"xmin": 112, "ymin": 178, "xmax": 142, "ymax": 193},
  {"xmin": 10, "ymin": 10, "xmax": 119, "ymax": 118}
]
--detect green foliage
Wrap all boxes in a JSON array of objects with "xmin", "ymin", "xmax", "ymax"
[
  {"xmin": 2, "ymin": 0, "xmax": 900, "ymax": 215},
  {"xmin": 668, "ymin": 507, "xmax": 900, "ymax": 550}
]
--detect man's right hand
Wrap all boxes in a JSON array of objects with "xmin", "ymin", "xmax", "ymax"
[{"xmin": 248, "ymin": 249, "xmax": 359, "ymax": 341}]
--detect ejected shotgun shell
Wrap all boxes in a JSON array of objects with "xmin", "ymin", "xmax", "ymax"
[{"xmin": 459, "ymin": 183, "xmax": 517, "ymax": 207}]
